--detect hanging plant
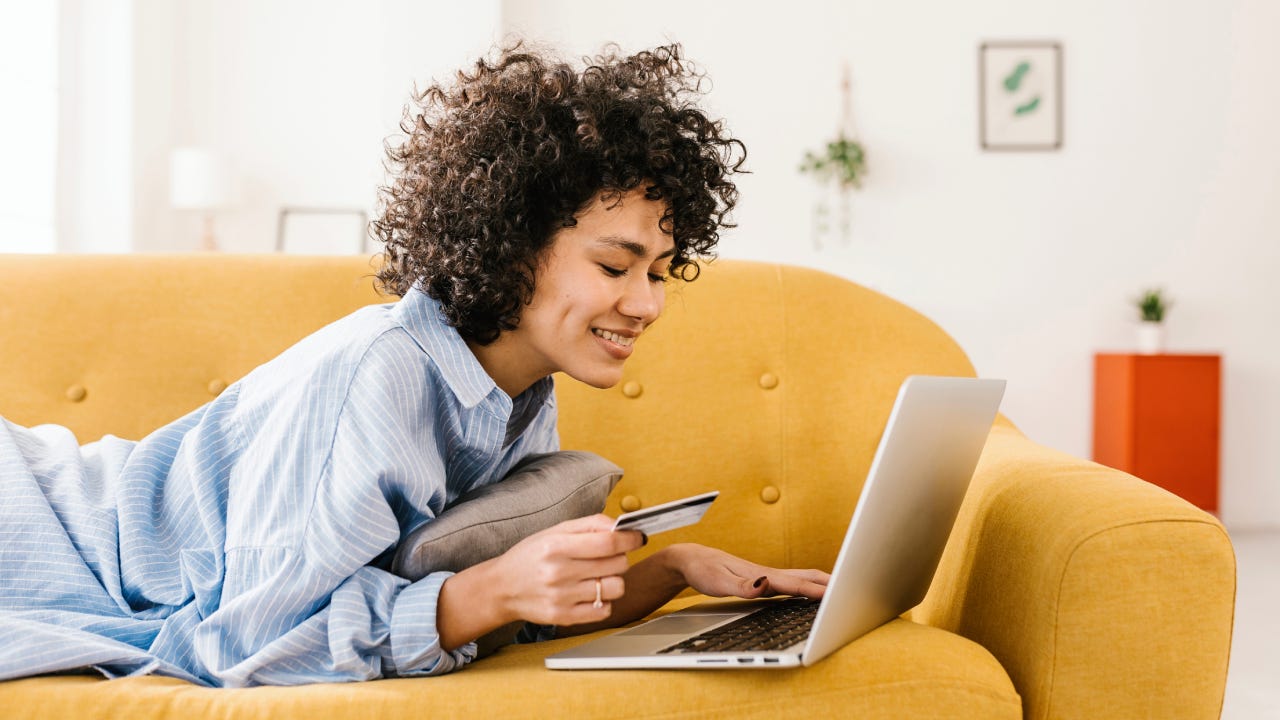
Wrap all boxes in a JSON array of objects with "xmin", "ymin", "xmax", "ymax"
[
  {"xmin": 799, "ymin": 134, "xmax": 867, "ymax": 189},
  {"xmin": 800, "ymin": 63, "xmax": 867, "ymax": 250}
]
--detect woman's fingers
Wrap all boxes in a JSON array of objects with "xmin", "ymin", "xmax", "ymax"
[
  {"xmin": 496, "ymin": 518, "xmax": 646, "ymax": 627},
  {"xmin": 803, "ymin": 568, "xmax": 832, "ymax": 585},
  {"xmin": 563, "ymin": 527, "xmax": 645, "ymax": 559},
  {"xmin": 674, "ymin": 544, "xmax": 831, "ymax": 601},
  {"xmin": 552, "ymin": 513, "xmax": 617, "ymax": 534},
  {"xmin": 562, "ymin": 554, "xmax": 630, "ymax": 581},
  {"xmin": 535, "ymin": 521, "xmax": 645, "ymax": 560},
  {"xmin": 584, "ymin": 574, "xmax": 626, "ymax": 604},
  {"xmin": 540, "ymin": 576, "xmax": 626, "ymax": 626},
  {"xmin": 755, "ymin": 571, "xmax": 829, "ymax": 600},
  {"xmin": 521, "ymin": 548, "xmax": 630, "ymax": 596}
]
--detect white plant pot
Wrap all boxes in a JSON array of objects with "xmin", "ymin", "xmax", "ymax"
[{"xmin": 1137, "ymin": 322, "xmax": 1165, "ymax": 355}]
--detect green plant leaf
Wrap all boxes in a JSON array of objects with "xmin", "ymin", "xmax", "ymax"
[
  {"xmin": 1133, "ymin": 288, "xmax": 1171, "ymax": 322},
  {"xmin": 799, "ymin": 137, "xmax": 867, "ymax": 189}
]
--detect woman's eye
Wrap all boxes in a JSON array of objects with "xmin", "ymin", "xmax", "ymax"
[
  {"xmin": 648, "ymin": 273, "xmax": 669, "ymax": 284},
  {"xmin": 600, "ymin": 265, "xmax": 626, "ymax": 278}
]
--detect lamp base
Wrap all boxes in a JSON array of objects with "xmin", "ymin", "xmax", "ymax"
[{"xmin": 199, "ymin": 213, "xmax": 220, "ymax": 252}]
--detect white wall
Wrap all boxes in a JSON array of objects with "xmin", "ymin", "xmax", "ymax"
[
  {"xmin": 501, "ymin": 0, "xmax": 1280, "ymax": 531},
  {"xmin": 131, "ymin": 0, "xmax": 176, "ymax": 256},
  {"xmin": 57, "ymin": 0, "xmax": 135, "ymax": 253},
  {"xmin": 0, "ymin": 3, "xmax": 58, "ymax": 253},
  {"xmin": 131, "ymin": 0, "xmax": 504, "ymax": 253},
  {"xmin": 45, "ymin": 0, "xmax": 1273, "ymax": 530}
]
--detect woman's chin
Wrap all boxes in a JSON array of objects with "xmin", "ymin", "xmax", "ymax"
[{"xmin": 565, "ymin": 367, "xmax": 626, "ymax": 390}]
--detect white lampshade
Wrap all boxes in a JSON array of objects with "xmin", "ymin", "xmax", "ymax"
[{"xmin": 169, "ymin": 148, "xmax": 232, "ymax": 209}]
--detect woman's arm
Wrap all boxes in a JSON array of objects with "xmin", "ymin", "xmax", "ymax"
[
  {"xmin": 554, "ymin": 543, "xmax": 831, "ymax": 638},
  {"xmin": 437, "ymin": 527, "xmax": 832, "ymax": 649}
]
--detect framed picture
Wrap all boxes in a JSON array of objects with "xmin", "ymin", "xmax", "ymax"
[
  {"xmin": 979, "ymin": 41, "xmax": 1063, "ymax": 151},
  {"xmin": 275, "ymin": 207, "xmax": 370, "ymax": 254}
]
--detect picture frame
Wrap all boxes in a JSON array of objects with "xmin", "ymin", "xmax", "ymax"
[
  {"xmin": 979, "ymin": 41, "xmax": 1063, "ymax": 151},
  {"xmin": 275, "ymin": 207, "xmax": 370, "ymax": 254}
]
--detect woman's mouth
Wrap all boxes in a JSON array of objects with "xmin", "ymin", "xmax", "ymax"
[
  {"xmin": 591, "ymin": 328, "xmax": 637, "ymax": 360},
  {"xmin": 591, "ymin": 328, "xmax": 636, "ymax": 347}
]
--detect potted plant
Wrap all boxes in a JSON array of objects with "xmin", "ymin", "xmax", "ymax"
[{"xmin": 1134, "ymin": 288, "xmax": 1171, "ymax": 354}]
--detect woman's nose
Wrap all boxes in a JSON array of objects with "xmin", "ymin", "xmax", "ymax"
[{"xmin": 618, "ymin": 275, "xmax": 663, "ymax": 324}]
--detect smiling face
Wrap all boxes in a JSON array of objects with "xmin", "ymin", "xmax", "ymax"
[{"xmin": 467, "ymin": 187, "xmax": 675, "ymax": 397}]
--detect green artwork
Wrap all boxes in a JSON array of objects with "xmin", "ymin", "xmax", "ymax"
[
  {"xmin": 980, "ymin": 42, "xmax": 1061, "ymax": 150},
  {"xmin": 1004, "ymin": 60, "xmax": 1042, "ymax": 117},
  {"xmin": 1003, "ymin": 61, "xmax": 1031, "ymax": 91},
  {"xmin": 1014, "ymin": 97, "xmax": 1041, "ymax": 115}
]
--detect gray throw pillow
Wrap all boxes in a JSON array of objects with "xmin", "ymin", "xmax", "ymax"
[{"xmin": 392, "ymin": 451, "xmax": 623, "ymax": 657}]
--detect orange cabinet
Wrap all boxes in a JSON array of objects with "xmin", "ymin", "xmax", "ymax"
[{"xmin": 1092, "ymin": 353, "xmax": 1221, "ymax": 512}]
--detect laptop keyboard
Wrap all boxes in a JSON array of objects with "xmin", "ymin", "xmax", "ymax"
[{"xmin": 657, "ymin": 599, "xmax": 819, "ymax": 654}]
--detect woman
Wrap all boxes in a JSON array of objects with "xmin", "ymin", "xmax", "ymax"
[{"xmin": 0, "ymin": 42, "xmax": 828, "ymax": 688}]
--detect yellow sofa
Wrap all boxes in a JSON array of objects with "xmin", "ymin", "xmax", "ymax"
[{"xmin": 0, "ymin": 254, "xmax": 1235, "ymax": 719}]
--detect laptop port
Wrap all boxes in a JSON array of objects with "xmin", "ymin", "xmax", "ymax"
[
  {"xmin": 736, "ymin": 657, "xmax": 753, "ymax": 664},
  {"xmin": 763, "ymin": 657, "xmax": 780, "ymax": 664}
]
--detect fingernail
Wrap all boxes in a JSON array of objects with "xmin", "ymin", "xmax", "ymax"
[
  {"xmin": 753, "ymin": 576, "xmax": 767, "ymax": 589},
  {"xmin": 640, "ymin": 532, "xmax": 649, "ymax": 547}
]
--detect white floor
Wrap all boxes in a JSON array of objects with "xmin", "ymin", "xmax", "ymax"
[{"xmin": 1221, "ymin": 529, "xmax": 1280, "ymax": 720}]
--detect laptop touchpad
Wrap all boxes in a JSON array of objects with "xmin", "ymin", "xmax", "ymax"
[{"xmin": 617, "ymin": 613, "xmax": 741, "ymax": 637}]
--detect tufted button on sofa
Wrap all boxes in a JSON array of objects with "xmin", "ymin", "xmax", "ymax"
[{"xmin": 0, "ymin": 255, "xmax": 1234, "ymax": 720}]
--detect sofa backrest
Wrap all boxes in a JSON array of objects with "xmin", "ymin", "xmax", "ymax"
[
  {"xmin": 0, "ymin": 254, "xmax": 390, "ymax": 443},
  {"xmin": 555, "ymin": 261, "xmax": 977, "ymax": 572},
  {"xmin": 0, "ymin": 254, "xmax": 975, "ymax": 572}
]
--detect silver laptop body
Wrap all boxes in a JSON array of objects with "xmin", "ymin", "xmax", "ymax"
[{"xmin": 545, "ymin": 375, "xmax": 1006, "ymax": 670}]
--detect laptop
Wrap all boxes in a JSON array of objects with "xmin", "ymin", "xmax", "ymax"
[{"xmin": 545, "ymin": 375, "xmax": 1006, "ymax": 670}]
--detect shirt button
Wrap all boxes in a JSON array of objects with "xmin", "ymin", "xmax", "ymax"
[
  {"xmin": 622, "ymin": 381, "xmax": 643, "ymax": 398},
  {"xmin": 760, "ymin": 486, "xmax": 781, "ymax": 504},
  {"xmin": 65, "ymin": 384, "xmax": 87, "ymax": 402},
  {"xmin": 620, "ymin": 495, "xmax": 642, "ymax": 512},
  {"xmin": 208, "ymin": 379, "xmax": 228, "ymax": 395},
  {"xmin": 759, "ymin": 373, "xmax": 779, "ymax": 390}
]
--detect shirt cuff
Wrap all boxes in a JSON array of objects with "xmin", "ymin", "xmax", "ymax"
[{"xmin": 387, "ymin": 572, "xmax": 478, "ymax": 676}]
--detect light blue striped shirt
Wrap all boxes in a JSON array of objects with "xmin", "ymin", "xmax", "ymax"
[{"xmin": 0, "ymin": 289, "xmax": 558, "ymax": 687}]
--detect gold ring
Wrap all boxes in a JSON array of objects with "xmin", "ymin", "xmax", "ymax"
[{"xmin": 593, "ymin": 578, "xmax": 604, "ymax": 609}]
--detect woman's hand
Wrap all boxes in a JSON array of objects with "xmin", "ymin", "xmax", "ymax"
[
  {"xmin": 439, "ymin": 514, "xmax": 644, "ymax": 649},
  {"xmin": 663, "ymin": 543, "xmax": 830, "ymax": 601},
  {"xmin": 438, "ymin": 530, "xmax": 825, "ymax": 650},
  {"xmin": 486, "ymin": 514, "xmax": 645, "ymax": 628}
]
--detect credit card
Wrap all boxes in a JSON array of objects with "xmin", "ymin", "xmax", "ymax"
[{"xmin": 611, "ymin": 490, "xmax": 718, "ymax": 536}]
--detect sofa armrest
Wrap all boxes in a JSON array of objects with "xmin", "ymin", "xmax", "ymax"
[{"xmin": 912, "ymin": 423, "xmax": 1235, "ymax": 720}]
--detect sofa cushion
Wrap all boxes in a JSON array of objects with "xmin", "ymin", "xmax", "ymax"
[{"xmin": 0, "ymin": 612, "xmax": 1021, "ymax": 719}]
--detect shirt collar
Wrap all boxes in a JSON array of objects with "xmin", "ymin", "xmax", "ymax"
[{"xmin": 392, "ymin": 289, "xmax": 553, "ymax": 413}]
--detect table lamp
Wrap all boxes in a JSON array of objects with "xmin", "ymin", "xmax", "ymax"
[{"xmin": 169, "ymin": 148, "xmax": 232, "ymax": 251}]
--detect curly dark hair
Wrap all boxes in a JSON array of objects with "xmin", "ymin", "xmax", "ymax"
[{"xmin": 371, "ymin": 41, "xmax": 746, "ymax": 345}]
